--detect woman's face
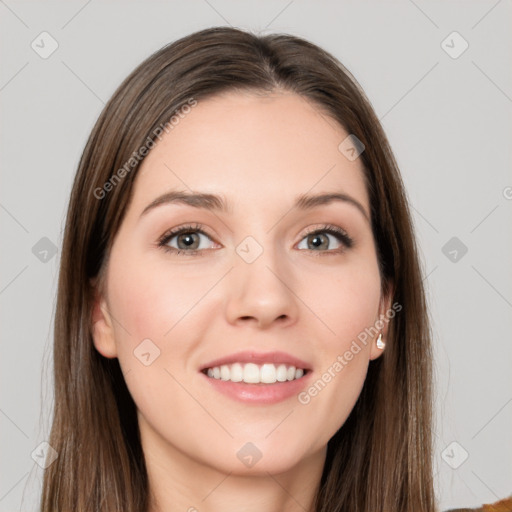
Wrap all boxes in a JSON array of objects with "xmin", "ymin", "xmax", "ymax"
[{"xmin": 92, "ymin": 90, "xmax": 391, "ymax": 476}]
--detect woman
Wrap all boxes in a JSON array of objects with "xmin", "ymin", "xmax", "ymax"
[{"xmin": 41, "ymin": 26, "xmax": 438, "ymax": 511}]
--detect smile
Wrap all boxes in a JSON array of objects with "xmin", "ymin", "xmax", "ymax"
[{"xmin": 202, "ymin": 362, "xmax": 307, "ymax": 384}]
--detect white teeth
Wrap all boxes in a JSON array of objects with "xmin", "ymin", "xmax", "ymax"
[
  {"xmin": 204, "ymin": 362, "xmax": 306, "ymax": 383},
  {"xmin": 220, "ymin": 365, "xmax": 230, "ymax": 381},
  {"xmin": 276, "ymin": 364, "xmax": 288, "ymax": 382},
  {"xmin": 243, "ymin": 363, "xmax": 260, "ymax": 383},
  {"xmin": 230, "ymin": 362, "xmax": 243, "ymax": 382},
  {"xmin": 260, "ymin": 363, "xmax": 276, "ymax": 384}
]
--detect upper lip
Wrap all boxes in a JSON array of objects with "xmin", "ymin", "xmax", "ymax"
[{"xmin": 200, "ymin": 350, "xmax": 312, "ymax": 372}]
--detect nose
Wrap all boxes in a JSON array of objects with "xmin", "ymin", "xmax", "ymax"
[{"xmin": 224, "ymin": 244, "xmax": 299, "ymax": 330}]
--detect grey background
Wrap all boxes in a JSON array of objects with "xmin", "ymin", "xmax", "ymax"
[{"xmin": 1, "ymin": 1, "xmax": 511, "ymax": 510}]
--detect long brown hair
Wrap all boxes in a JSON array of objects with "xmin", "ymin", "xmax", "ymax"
[{"xmin": 40, "ymin": 26, "xmax": 436, "ymax": 511}]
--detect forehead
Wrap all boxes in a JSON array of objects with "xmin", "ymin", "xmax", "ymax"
[{"xmin": 131, "ymin": 90, "xmax": 369, "ymax": 217}]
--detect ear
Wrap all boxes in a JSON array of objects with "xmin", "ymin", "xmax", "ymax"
[
  {"xmin": 369, "ymin": 280, "xmax": 395, "ymax": 361},
  {"xmin": 90, "ymin": 278, "xmax": 118, "ymax": 359}
]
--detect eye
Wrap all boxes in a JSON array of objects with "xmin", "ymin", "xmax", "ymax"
[
  {"xmin": 158, "ymin": 223, "xmax": 218, "ymax": 255},
  {"xmin": 157, "ymin": 223, "xmax": 354, "ymax": 256},
  {"xmin": 296, "ymin": 224, "xmax": 354, "ymax": 254}
]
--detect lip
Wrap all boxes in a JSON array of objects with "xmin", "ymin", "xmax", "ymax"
[
  {"xmin": 199, "ymin": 350, "xmax": 312, "ymax": 372},
  {"xmin": 200, "ymin": 369, "xmax": 313, "ymax": 404}
]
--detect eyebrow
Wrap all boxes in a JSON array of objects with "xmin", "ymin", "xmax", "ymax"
[{"xmin": 140, "ymin": 190, "xmax": 370, "ymax": 223}]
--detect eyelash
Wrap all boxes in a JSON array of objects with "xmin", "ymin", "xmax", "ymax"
[{"xmin": 157, "ymin": 223, "xmax": 354, "ymax": 257}]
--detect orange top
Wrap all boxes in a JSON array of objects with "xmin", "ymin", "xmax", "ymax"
[
  {"xmin": 447, "ymin": 496, "xmax": 512, "ymax": 512},
  {"xmin": 482, "ymin": 496, "xmax": 512, "ymax": 511}
]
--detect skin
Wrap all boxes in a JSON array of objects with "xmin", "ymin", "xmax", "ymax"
[{"xmin": 91, "ymin": 90, "xmax": 393, "ymax": 512}]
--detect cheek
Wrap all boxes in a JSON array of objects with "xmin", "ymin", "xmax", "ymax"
[
  {"xmin": 104, "ymin": 250, "xmax": 210, "ymax": 427},
  {"xmin": 105, "ymin": 246, "xmax": 225, "ymax": 406},
  {"xmin": 106, "ymin": 246, "xmax": 211, "ymax": 346},
  {"xmin": 300, "ymin": 350, "xmax": 369, "ymax": 450},
  {"xmin": 299, "ymin": 259, "xmax": 382, "ymax": 348},
  {"xmin": 292, "ymin": 261, "xmax": 380, "ymax": 436}
]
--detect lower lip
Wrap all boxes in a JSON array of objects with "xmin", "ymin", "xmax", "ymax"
[{"xmin": 200, "ymin": 371, "xmax": 313, "ymax": 404}]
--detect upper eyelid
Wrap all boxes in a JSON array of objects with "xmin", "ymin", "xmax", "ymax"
[{"xmin": 158, "ymin": 224, "xmax": 211, "ymax": 241}]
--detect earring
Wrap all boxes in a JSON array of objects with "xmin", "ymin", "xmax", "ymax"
[{"xmin": 376, "ymin": 333, "xmax": 385, "ymax": 349}]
